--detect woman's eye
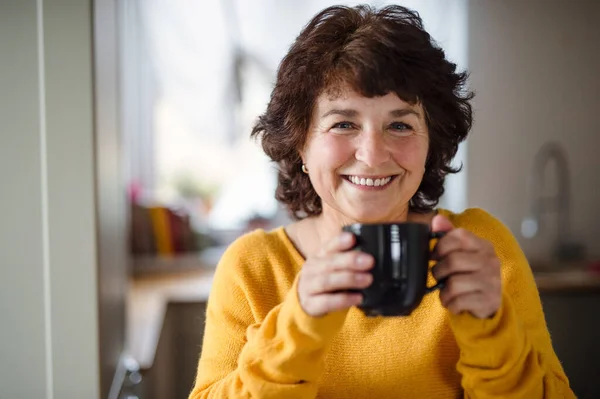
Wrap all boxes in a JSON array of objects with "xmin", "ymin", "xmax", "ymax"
[
  {"xmin": 390, "ymin": 122, "xmax": 412, "ymax": 131},
  {"xmin": 332, "ymin": 122, "xmax": 354, "ymax": 129}
]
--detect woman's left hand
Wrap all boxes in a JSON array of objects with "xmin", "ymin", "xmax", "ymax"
[{"xmin": 431, "ymin": 214, "xmax": 502, "ymax": 319}]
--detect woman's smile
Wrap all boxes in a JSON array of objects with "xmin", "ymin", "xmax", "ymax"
[{"xmin": 342, "ymin": 174, "xmax": 399, "ymax": 191}]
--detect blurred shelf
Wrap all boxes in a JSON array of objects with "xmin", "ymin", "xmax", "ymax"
[{"xmin": 131, "ymin": 246, "xmax": 226, "ymax": 276}]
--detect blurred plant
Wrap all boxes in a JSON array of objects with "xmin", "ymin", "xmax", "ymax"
[{"xmin": 171, "ymin": 171, "xmax": 220, "ymax": 201}]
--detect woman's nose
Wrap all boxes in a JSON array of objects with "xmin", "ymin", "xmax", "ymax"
[{"xmin": 354, "ymin": 129, "xmax": 391, "ymax": 168}]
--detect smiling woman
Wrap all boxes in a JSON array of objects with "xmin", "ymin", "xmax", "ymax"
[{"xmin": 188, "ymin": 4, "xmax": 575, "ymax": 399}]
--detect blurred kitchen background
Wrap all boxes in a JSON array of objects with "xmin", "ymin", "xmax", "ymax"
[{"xmin": 1, "ymin": 0, "xmax": 599, "ymax": 398}]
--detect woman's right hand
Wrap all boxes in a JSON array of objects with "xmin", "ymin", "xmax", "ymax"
[{"xmin": 297, "ymin": 232, "xmax": 374, "ymax": 317}]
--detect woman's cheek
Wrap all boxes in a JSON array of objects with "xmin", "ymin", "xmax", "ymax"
[
  {"xmin": 315, "ymin": 134, "xmax": 355, "ymax": 164},
  {"xmin": 391, "ymin": 139, "xmax": 428, "ymax": 170}
]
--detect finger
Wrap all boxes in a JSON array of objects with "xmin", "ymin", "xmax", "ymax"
[
  {"xmin": 303, "ymin": 252, "xmax": 374, "ymax": 279},
  {"xmin": 439, "ymin": 273, "xmax": 484, "ymax": 307},
  {"xmin": 445, "ymin": 292, "xmax": 501, "ymax": 319},
  {"xmin": 303, "ymin": 292, "xmax": 363, "ymax": 317},
  {"xmin": 319, "ymin": 232, "xmax": 356, "ymax": 256},
  {"xmin": 432, "ymin": 252, "xmax": 487, "ymax": 281},
  {"xmin": 306, "ymin": 270, "xmax": 373, "ymax": 295},
  {"xmin": 434, "ymin": 228, "xmax": 482, "ymax": 258},
  {"xmin": 431, "ymin": 214, "xmax": 454, "ymax": 234},
  {"xmin": 325, "ymin": 251, "xmax": 374, "ymax": 272}
]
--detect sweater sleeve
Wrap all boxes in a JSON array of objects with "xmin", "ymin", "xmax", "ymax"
[
  {"xmin": 447, "ymin": 208, "xmax": 575, "ymax": 398},
  {"xmin": 188, "ymin": 233, "xmax": 348, "ymax": 399}
]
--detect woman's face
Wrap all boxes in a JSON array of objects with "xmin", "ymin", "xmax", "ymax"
[{"xmin": 302, "ymin": 87, "xmax": 429, "ymax": 224}]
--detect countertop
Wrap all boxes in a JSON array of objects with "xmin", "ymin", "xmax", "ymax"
[
  {"xmin": 126, "ymin": 255, "xmax": 600, "ymax": 370},
  {"xmin": 127, "ymin": 267, "xmax": 214, "ymax": 370},
  {"xmin": 531, "ymin": 259, "xmax": 600, "ymax": 292}
]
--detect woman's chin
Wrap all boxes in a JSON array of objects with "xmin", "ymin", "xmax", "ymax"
[
  {"xmin": 324, "ymin": 198, "xmax": 408, "ymax": 225},
  {"xmin": 342, "ymin": 210, "xmax": 397, "ymax": 225}
]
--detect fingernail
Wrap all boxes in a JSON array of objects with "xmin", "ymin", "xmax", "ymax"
[
  {"xmin": 356, "ymin": 254, "xmax": 371, "ymax": 266},
  {"xmin": 340, "ymin": 233, "xmax": 353, "ymax": 244}
]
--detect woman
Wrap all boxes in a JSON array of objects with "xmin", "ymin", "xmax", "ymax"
[{"xmin": 189, "ymin": 5, "xmax": 574, "ymax": 398}]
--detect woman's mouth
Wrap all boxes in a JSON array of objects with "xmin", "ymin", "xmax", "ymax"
[{"xmin": 343, "ymin": 175, "xmax": 398, "ymax": 189}]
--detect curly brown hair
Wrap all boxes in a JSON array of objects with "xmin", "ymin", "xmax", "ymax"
[{"xmin": 251, "ymin": 4, "xmax": 473, "ymax": 220}]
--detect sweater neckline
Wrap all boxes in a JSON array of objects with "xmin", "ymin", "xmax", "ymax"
[
  {"xmin": 275, "ymin": 226, "xmax": 306, "ymax": 264},
  {"xmin": 272, "ymin": 208, "xmax": 450, "ymax": 265}
]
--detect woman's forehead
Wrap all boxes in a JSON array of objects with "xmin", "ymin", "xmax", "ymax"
[{"xmin": 316, "ymin": 87, "xmax": 423, "ymax": 114}]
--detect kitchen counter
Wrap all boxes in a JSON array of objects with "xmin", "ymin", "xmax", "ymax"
[
  {"xmin": 126, "ymin": 256, "xmax": 600, "ymax": 370},
  {"xmin": 534, "ymin": 269, "xmax": 600, "ymax": 292},
  {"xmin": 530, "ymin": 259, "xmax": 600, "ymax": 292},
  {"xmin": 127, "ymin": 267, "xmax": 214, "ymax": 370}
]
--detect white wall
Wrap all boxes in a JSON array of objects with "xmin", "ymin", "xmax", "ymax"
[
  {"xmin": 467, "ymin": 0, "xmax": 600, "ymax": 262},
  {"xmin": 0, "ymin": 1, "xmax": 104, "ymax": 398},
  {"xmin": 0, "ymin": 1, "xmax": 49, "ymax": 396}
]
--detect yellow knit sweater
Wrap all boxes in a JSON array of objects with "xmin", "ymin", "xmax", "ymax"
[{"xmin": 189, "ymin": 208, "xmax": 574, "ymax": 398}]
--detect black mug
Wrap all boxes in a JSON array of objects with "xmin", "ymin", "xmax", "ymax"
[{"xmin": 342, "ymin": 222, "xmax": 445, "ymax": 317}]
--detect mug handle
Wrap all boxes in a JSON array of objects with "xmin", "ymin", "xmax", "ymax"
[{"xmin": 425, "ymin": 231, "xmax": 446, "ymax": 293}]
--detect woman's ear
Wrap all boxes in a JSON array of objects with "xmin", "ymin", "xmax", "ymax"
[{"xmin": 298, "ymin": 149, "xmax": 305, "ymax": 165}]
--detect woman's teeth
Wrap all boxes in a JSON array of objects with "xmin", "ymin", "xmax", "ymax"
[{"xmin": 347, "ymin": 176, "xmax": 393, "ymax": 187}]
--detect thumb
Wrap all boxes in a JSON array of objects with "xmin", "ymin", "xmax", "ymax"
[{"xmin": 431, "ymin": 214, "xmax": 454, "ymax": 233}]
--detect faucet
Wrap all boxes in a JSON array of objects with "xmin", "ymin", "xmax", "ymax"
[{"xmin": 521, "ymin": 141, "xmax": 584, "ymax": 262}]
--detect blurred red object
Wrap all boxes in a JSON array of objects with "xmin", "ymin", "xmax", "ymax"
[{"xmin": 588, "ymin": 261, "xmax": 600, "ymax": 275}]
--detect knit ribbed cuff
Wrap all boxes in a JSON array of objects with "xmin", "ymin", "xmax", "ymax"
[{"xmin": 449, "ymin": 290, "xmax": 526, "ymax": 370}]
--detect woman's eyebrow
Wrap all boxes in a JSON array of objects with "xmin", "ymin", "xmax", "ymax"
[
  {"xmin": 321, "ymin": 109, "xmax": 358, "ymax": 118},
  {"xmin": 320, "ymin": 108, "xmax": 421, "ymax": 119},
  {"xmin": 389, "ymin": 108, "xmax": 421, "ymax": 118}
]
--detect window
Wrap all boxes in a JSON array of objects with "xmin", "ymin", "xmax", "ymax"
[{"xmin": 120, "ymin": 0, "xmax": 468, "ymax": 236}]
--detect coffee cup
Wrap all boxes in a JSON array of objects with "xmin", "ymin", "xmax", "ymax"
[{"xmin": 343, "ymin": 222, "xmax": 445, "ymax": 317}]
